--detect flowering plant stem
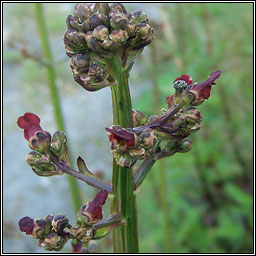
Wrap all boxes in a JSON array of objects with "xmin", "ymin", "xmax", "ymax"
[
  {"xmin": 34, "ymin": 3, "xmax": 82, "ymax": 212},
  {"xmin": 106, "ymin": 56, "xmax": 139, "ymax": 253}
]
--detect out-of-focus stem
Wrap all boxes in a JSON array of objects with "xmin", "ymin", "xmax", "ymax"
[
  {"xmin": 202, "ymin": 5, "xmax": 252, "ymax": 189},
  {"xmin": 106, "ymin": 56, "xmax": 139, "ymax": 253},
  {"xmin": 34, "ymin": 3, "xmax": 82, "ymax": 212},
  {"xmin": 148, "ymin": 42, "xmax": 172, "ymax": 252}
]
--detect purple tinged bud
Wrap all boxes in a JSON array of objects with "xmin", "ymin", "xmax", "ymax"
[
  {"xmin": 74, "ymin": 3, "xmax": 90, "ymax": 23},
  {"xmin": 110, "ymin": 3, "xmax": 127, "ymax": 13},
  {"xmin": 110, "ymin": 12, "xmax": 128, "ymax": 30},
  {"xmin": 109, "ymin": 29, "xmax": 129, "ymax": 46},
  {"xmin": 18, "ymin": 216, "xmax": 35, "ymax": 235},
  {"xmin": 133, "ymin": 11, "xmax": 149, "ymax": 24},
  {"xmin": 89, "ymin": 14, "xmax": 103, "ymax": 30},
  {"xmin": 178, "ymin": 139, "xmax": 193, "ymax": 153},
  {"xmin": 93, "ymin": 25, "xmax": 109, "ymax": 41},
  {"xmin": 70, "ymin": 54, "xmax": 90, "ymax": 76}
]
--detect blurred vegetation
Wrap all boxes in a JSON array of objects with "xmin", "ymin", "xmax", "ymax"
[{"xmin": 3, "ymin": 3, "xmax": 253, "ymax": 253}]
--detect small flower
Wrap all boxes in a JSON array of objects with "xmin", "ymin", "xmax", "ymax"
[
  {"xmin": 189, "ymin": 70, "xmax": 222, "ymax": 105},
  {"xmin": 18, "ymin": 216, "xmax": 35, "ymax": 235},
  {"xmin": 106, "ymin": 126, "xmax": 138, "ymax": 151},
  {"xmin": 17, "ymin": 113, "xmax": 51, "ymax": 153},
  {"xmin": 77, "ymin": 190, "xmax": 108, "ymax": 226},
  {"xmin": 173, "ymin": 74, "xmax": 193, "ymax": 92}
]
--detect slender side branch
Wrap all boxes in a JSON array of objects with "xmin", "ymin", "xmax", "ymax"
[{"xmin": 51, "ymin": 158, "xmax": 112, "ymax": 193}]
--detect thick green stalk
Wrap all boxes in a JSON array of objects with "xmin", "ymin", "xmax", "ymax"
[
  {"xmin": 34, "ymin": 3, "xmax": 82, "ymax": 212},
  {"xmin": 106, "ymin": 56, "xmax": 139, "ymax": 253}
]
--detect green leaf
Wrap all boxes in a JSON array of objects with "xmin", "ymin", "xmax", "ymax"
[{"xmin": 77, "ymin": 156, "xmax": 96, "ymax": 177}]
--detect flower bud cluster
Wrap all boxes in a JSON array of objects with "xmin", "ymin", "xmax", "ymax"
[
  {"xmin": 18, "ymin": 214, "xmax": 70, "ymax": 251},
  {"xmin": 18, "ymin": 190, "xmax": 121, "ymax": 252},
  {"xmin": 106, "ymin": 125, "xmax": 157, "ymax": 167},
  {"xmin": 64, "ymin": 3, "xmax": 154, "ymax": 91},
  {"xmin": 106, "ymin": 71, "xmax": 221, "ymax": 167},
  {"xmin": 18, "ymin": 113, "xmax": 69, "ymax": 177}
]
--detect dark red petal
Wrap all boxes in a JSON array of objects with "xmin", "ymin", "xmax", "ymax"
[
  {"xmin": 106, "ymin": 128, "xmax": 133, "ymax": 141},
  {"xmin": 174, "ymin": 74, "xmax": 193, "ymax": 85},
  {"xmin": 24, "ymin": 126, "xmax": 43, "ymax": 141},
  {"xmin": 18, "ymin": 216, "xmax": 35, "ymax": 235},
  {"xmin": 92, "ymin": 190, "xmax": 108, "ymax": 207},
  {"xmin": 72, "ymin": 241, "xmax": 83, "ymax": 253},
  {"xmin": 200, "ymin": 84, "xmax": 212, "ymax": 99},
  {"xmin": 91, "ymin": 206, "xmax": 103, "ymax": 220},
  {"xmin": 17, "ymin": 113, "xmax": 41, "ymax": 129}
]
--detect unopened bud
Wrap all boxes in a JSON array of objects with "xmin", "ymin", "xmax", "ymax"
[
  {"xmin": 28, "ymin": 131, "xmax": 51, "ymax": 153},
  {"xmin": 70, "ymin": 54, "xmax": 90, "ymax": 76},
  {"xmin": 89, "ymin": 14, "xmax": 103, "ymax": 30},
  {"xmin": 139, "ymin": 129, "xmax": 157, "ymax": 149},
  {"xmin": 93, "ymin": 25, "xmax": 109, "ymax": 41},
  {"xmin": 133, "ymin": 11, "xmax": 149, "ymax": 24},
  {"xmin": 66, "ymin": 15, "xmax": 80, "ymax": 31},
  {"xmin": 97, "ymin": 3, "xmax": 110, "ymax": 15},
  {"xmin": 70, "ymin": 226, "xmax": 93, "ymax": 243},
  {"xmin": 50, "ymin": 131, "xmax": 68, "ymax": 162},
  {"xmin": 109, "ymin": 29, "xmax": 128, "ymax": 46},
  {"xmin": 110, "ymin": 3, "xmax": 127, "ymax": 13},
  {"xmin": 110, "ymin": 12, "xmax": 128, "ymax": 30},
  {"xmin": 39, "ymin": 232, "xmax": 68, "ymax": 251},
  {"xmin": 113, "ymin": 152, "xmax": 137, "ymax": 168},
  {"xmin": 52, "ymin": 214, "xmax": 70, "ymax": 235},
  {"xmin": 64, "ymin": 30, "xmax": 87, "ymax": 51},
  {"xmin": 74, "ymin": 3, "xmax": 90, "ymax": 23},
  {"xmin": 178, "ymin": 139, "xmax": 193, "ymax": 153},
  {"xmin": 88, "ymin": 63, "xmax": 107, "ymax": 83},
  {"xmin": 32, "ymin": 218, "xmax": 52, "ymax": 239},
  {"xmin": 26, "ymin": 151, "xmax": 62, "ymax": 177},
  {"xmin": 136, "ymin": 23, "xmax": 152, "ymax": 40}
]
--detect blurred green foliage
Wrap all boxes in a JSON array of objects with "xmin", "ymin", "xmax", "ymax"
[{"xmin": 3, "ymin": 2, "xmax": 253, "ymax": 253}]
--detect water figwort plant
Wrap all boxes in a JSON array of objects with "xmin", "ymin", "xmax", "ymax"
[{"xmin": 17, "ymin": 3, "xmax": 221, "ymax": 253}]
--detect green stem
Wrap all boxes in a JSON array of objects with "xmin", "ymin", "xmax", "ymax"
[
  {"xmin": 34, "ymin": 3, "xmax": 82, "ymax": 212},
  {"xmin": 106, "ymin": 56, "xmax": 139, "ymax": 253},
  {"xmin": 149, "ymin": 42, "xmax": 172, "ymax": 252}
]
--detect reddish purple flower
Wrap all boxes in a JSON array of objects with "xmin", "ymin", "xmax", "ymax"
[
  {"xmin": 17, "ymin": 113, "xmax": 43, "ymax": 141},
  {"xmin": 18, "ymin": 216, "xmax": 35, "ymax": 235},
  {"xmin": 174, "ymin": 74, "xmax": 193, "ymax": 85},
  {"xmin": 106, "ymin": 126, "xmax": 137, "ymax": 150},
  {"xmin": 17, "ymin": 113, "xmax": 51, "ymax": 152},
  {"xmin": 78, "ymin": 190, "xmax": 108, "ymax": 225},
  {"xmin": 189, "ymin": 70, "xmax": 222, "ymax": 105}
]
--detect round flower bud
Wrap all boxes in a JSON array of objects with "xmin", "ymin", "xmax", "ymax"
[
  {"xmin": 89, "ymin": 13, "xmax": 103, "ymax": 30},
  {"xmin": 136, "ymin": 23, "xmax": 152, "ymax": 40},
  {"xmin": 66, "ymin": 15, "xmax": 80, "ymax": 31},
  {"xmin": 74, "ymin": 3, "xmax": 90, "ymax": 23},
  {"xmin": 39, "ymin": 232, "xmax": 67, "ymax": 251},
  {"xmin": 97, "ymin": 3, "xmax": 110, "ymax": 15},
  {"xmin": 110, "ymin": 12, "xmax": 128, "ymax": 30},
  {"xmin": 93, "ymin": 25, "xmax": 109, "ymax": 41},
  {"xmin": 70, "ymin": 54, "xmax": 90, "ymax": 76},
  {"xmin": 178, "ymin": 139, "xmax": 193, "ymax": 153},
  {"xmin": 88, "ymin": 63, "xmax": 107, "ymax": 83},
  {"xmin": 52, "ymin": 214, "xmax": 70, "ymax": 235},
  {"xmin": 109, "ymin": 29, "xmax": 128, "ymax": 46},
  {"xmin": 64, "ymin": 30, "xmax": 87, "ymax": 51},
  {"xmin": 32, "ymin": 218, "xmax": 52, "ymax": 239},
  {"xmin": 109, "ymin": 3, "xmax": 127, "ymax": 13},
  {"xmin": 133, "ymin": 11, "xmax": 149, "ymax": 24}
]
